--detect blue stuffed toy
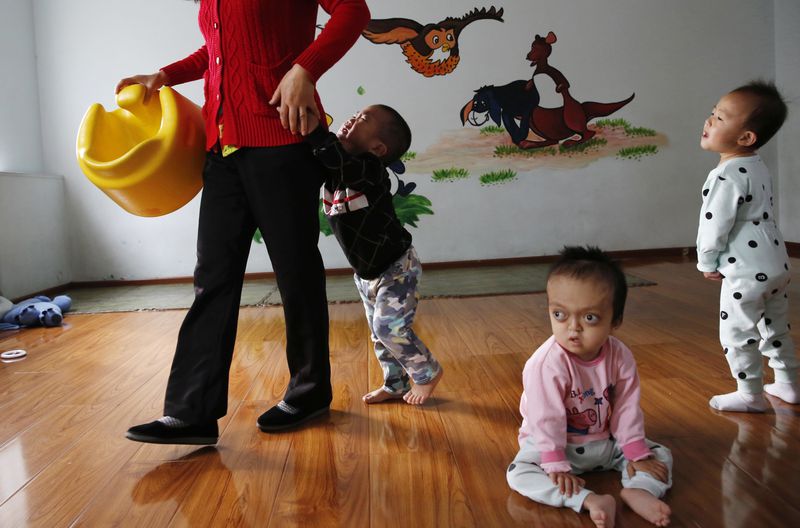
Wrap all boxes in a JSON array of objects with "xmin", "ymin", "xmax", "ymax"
[{"xmin": 0, "ymin": 295, "xmax": 72, "ymax": 330}]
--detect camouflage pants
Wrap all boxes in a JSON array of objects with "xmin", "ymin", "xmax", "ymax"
[{"xmin": 355, "ymin": 246, "xmax": 441, "ymax": 394}]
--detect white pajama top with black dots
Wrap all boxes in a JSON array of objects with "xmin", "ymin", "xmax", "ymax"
[{"xmin": 697, "ymin": 155, "xmax": 788, "ymax": 279}]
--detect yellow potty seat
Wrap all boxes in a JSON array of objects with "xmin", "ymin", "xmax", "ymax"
[{"xmin": 76, "ymin": 84, "xmax": 206, "ymax": 217}]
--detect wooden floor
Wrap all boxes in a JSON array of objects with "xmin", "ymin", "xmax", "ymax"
[{"xmin": 1, "ymin": 258, "xmax": 799, "ymax": 527}]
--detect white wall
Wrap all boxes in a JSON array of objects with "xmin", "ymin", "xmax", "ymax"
[
  {"xmin": 0, "ymin": 173, "xmax": 70, "ymax": 299},
  {"xmin": 0, "ymin": 0, "xmax": 43, "ymax": 172},
  {"xmin": 19, "ymin": 0, "xmax": 784, "ymax": 282},
  {"xmin": 0, "ymin": 1, "xmax": 67, "ymax": 299},
  {"xmin": 775, "ymin": 0, "xmax": 800, "ymax": 243}
]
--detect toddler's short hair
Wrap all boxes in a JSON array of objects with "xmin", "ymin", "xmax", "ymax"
[
  {"xmin": 373, "ymin": 104, "xmax": 412, "ymax": 164},
  {"xmin": 547, "ymin": 246, "xmax": 628, "ymax": 325},
  {"xmin": 731, "ymin": 80, "xmax": 788, "ymax": 149}
]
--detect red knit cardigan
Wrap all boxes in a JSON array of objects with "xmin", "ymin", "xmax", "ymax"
[{"xmin": 160, "ymin": 0, "xmax": 370, "ymax": 150}]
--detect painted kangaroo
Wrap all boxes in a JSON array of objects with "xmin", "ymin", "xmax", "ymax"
[{"xmin": 523, "ymin": 31, "xmax": 634, "ymax": 148}]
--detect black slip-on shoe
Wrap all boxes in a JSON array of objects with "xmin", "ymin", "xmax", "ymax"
[
  {"xmin": 125, "ymin": 420, "xmax": 218, "ymax": 445},
  {"xmin": 257, "ymin": 401, "xmax": 330, "ymax": 432}
]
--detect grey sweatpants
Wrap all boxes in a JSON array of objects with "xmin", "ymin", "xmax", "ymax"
[
  {"xmin": 507, "ymin": 437, "xmax": 672, "ymax": 512},
  {"xmin": 355, "ymin": 246, "xmax": 441, "ymax": 394}
]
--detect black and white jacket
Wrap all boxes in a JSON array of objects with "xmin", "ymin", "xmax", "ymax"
[{"xmin": 307, "ymin": 127, "xmax": 412, "ymax": 280}]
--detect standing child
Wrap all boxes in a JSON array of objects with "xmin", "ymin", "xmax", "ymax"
[
  {"xmin": 304, "ymin": 105, "xmax": 443, "ymax": 405},
  {"xmin": 697, "ymin": 81, "xmax": 798, "ymax": 412},
  {"xmin": 507, "ymin": 247, "xmax": 672, "ymax": 528}
]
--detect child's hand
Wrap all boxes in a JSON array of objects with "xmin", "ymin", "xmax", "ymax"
[
  {"xmin": 305, "ymin": 112, "xmax": 320, "ymax": 135},
  {"xmin": 703, "ymin": 271, "xmax": 724, "ymax": 281},
  {"xmin": 548, "ymin": 471, "xmax": 585, "ymax": 497},
  {"xmin": 627, "ymin": 457, "xmax": 669, "ymax": 483}
]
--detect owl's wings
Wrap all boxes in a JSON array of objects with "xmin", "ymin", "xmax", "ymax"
[
  {"xmin": 362, "ymin": 18, "xmax": 423, "ymax": 44},
  {"xmin": 440, "ymin": 6, "xmax": 504, "ymax": 37}
]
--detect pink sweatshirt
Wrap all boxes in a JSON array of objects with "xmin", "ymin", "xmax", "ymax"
[{"xmin": 518, "ymin": 335, "xmax": 652, "ymax": 474}]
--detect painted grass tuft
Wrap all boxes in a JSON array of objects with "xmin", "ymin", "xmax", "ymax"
[
  {"xmin": 494, "ymin": 137, "xmax": 606, "ymax": 157},
  {"xmin": 480, "ymin": 125, "xmax": 506, "ymax": 135},
  {"xmin": 595, "ymin": 118, "xmax": 630, "ymax": 129},
  {"xmin": 432, "ymin": 167, "xmax": 470, "ymax": 182},
  {"xmin": 595, "ymin": 118, "xmax": 656, "ymax": 137},
  {"xmin": 479, "ymin": 169, "xmax": 517, "ymax": 186},
  {"xmin": 494, "ymin": 144, "xmax": 557, "ymax": 157},
  {"xmin": 624, "ymin": 126, "xmax": 657, "ymax": 137},
  {"xmin": 617, "ymin": 144, "xmax": 659, "ymax": 160},
  {"xmin": 401, "ymin": 151, "xmax": 417, "ymax": 162},
  {"xmin": 558, "ymin": 137, "xmax": 607, "ymax": 154}
]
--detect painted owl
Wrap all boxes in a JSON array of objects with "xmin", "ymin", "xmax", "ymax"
[{"xmin": 362, "ymin": 6, "xmax": 504, "ymax": 77}]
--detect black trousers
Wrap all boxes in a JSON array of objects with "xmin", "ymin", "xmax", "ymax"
[{"xmin": 164, "ymin": 144, "xmax": 331, "ymax": 422}]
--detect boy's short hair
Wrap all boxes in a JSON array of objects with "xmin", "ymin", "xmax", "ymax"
[
  {"xmin": 731, "ymin": 80, "xmax": 788, "ymax": 149},
  {"xmin": 547, "ymin": 246, "xmax": 628, "ymax": 325},
  {"xmin": 373, "ymin": 104, "xmax": 412, "ymax": 164}
]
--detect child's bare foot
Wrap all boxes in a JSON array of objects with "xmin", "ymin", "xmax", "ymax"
[
  {"xmin": 621, "ymin": 488, "xmax": 671, "ymax": 527},
  {"xmin": 362, "ymin": 387, "xmax": 406, "ymax": 404},
  {"xmin": 583, "ymin": 493, "xmax": 616, "ymax": 528},
  {"xmin": 403, "ymin": 368, "xmax": 444, "ymax": 405}
]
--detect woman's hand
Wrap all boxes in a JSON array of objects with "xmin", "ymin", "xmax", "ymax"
[
  {"xmin": 269, "ymin": 64, "xmax": 319, "ymax": 136},
  {"xmin": 548, "ymin": 471, "xmax": 585, "ymax": 497},
  {"xmin": 115, "ymin": 70, "xmax": 169, "ymax": 102},
  {"xmin": 703, "ymin": 271, "xmax": 724, "ymax": 281}
]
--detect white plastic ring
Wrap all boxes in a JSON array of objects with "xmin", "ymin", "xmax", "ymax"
[{"xmin": 1, "ymin": 349, "xmax": 27, "ymax": 360}]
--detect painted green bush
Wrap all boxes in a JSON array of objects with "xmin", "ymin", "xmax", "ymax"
[
  {"xmin": 393, "ymin": 193, "xmax": 434, "ymax": 228},
  {"xmin": 432, "ymin": 167, "xmax": 470, "ymax": 182},
  {"xmin": 617, "ymin": 144, "xmax": 659, "ymax": 160},
  {"xmin": 401, "ymin": 151, "xmax": 417, "ymax": 162},
  {"xmin": 480, "ymin": 125, "xmax": 506, "ymax": 135},
  {"xmin": 318, "ymin": 201, "xmax": 333, "ymax": 236},
  {"xmin": 256, "ymin": 191, "xmax": 433, "ymax": 242},
  {"xmin": 313, "ymin": 194, "xmax": 434, "ymax": 237},
  {"xmin": 479, "ymin": 169, "xmax": 517, "ymax": 185}
]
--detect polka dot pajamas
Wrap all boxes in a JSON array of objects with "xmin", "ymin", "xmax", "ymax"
[{"xmin": 697, "ymin": 155, "xmax": 797, "ymax": 393}]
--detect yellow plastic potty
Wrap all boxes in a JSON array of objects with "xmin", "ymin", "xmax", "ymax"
[{"xmin": 76, "ymin": 84, "xmax": 205, "ymax": 217}]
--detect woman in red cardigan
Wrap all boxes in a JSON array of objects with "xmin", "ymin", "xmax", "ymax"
[{"xmin": 119, "ymin": 0, "xmax": 370, "ymax": 445}]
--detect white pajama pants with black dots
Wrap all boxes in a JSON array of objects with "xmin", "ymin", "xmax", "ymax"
[
  {"xmin": 719, "ymin": 270, "xmax": 797, "ymax": 394},
  {"xmin": 506, "ymin": 437, "xmax": 672, "ymax": 512}
]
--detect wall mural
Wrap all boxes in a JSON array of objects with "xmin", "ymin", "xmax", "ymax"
[
  {"xmin": 408, "ymin": 24, "xmax": 667, "ymax": 188},
  {"xmin": 257, "ymin": 6, "xmax": 667, "ymax": 243}
]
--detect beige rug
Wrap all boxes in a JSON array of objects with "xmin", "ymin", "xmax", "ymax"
[{"xmin": 65, "ymin": 264, "xmax": 655, "ymax": 314}]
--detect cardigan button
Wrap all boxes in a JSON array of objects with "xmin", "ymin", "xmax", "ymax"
[
  {"xmin": 213, "ymin": 22, "xmax": 218, "ymax": 29},
  {"xmin": 215, "ymin": 56, "xmax": 221, "ymax": 65}
]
